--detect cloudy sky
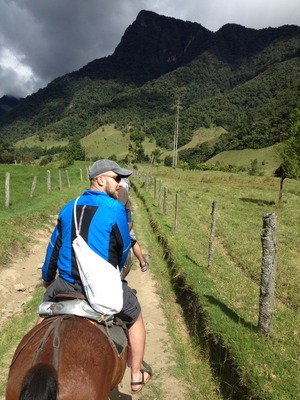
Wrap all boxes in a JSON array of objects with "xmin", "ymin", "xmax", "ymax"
[{"xmin": 0, "ymin": 0, "xmax": 299, "ymax": 98}]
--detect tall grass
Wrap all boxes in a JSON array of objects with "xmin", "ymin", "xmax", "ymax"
[{"xmin": 133, "ymin": 167, "xmax": 300, "ymax": 399}]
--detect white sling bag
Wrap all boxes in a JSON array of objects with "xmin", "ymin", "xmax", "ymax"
[{"xmin": 72, "ymin": 197, "xmax": 123, "ymax": 316}]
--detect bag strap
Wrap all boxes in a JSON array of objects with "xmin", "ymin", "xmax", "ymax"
[
  {"xmin": 73, "ymin": 197, "xmax": 80, "ymax": 236},
  {"xmin": 73, "ymin": 197, "xmax": 88, "ymax": 237}
]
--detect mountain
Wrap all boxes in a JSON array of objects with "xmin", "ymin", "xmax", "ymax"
[
  {"xmin": 0, "ymin": 10, "xmax": 299, "ymax": 164},
  {"xmin": 0, "ymin": 95, "xmax": 20, "ymax": 118}
]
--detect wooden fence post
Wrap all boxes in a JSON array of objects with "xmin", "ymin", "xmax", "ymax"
[
  {"xmin": 158, "ymin": 180, "xmax": 162, "ymax": 208},
  {"xmin": 145, "ymin": 174, "xmax": 149, "ymax": 191},
  {"xmin": 66, "ymin": 170, "xmax": 71, "ymax": 188},
  {"xmin": 5, "ymin": 172, "xmax": 10, "ymax": 208},
  {"xmin": 153, "ymin": 177, "xmax": 157, "ymax": 199},
  {"xmin": 148, "ymin": 176, "xmax": 153, "ymax": 193},
  {"xmin": 208, "ymin": 200, "xmax": 218, "ymax": 269},
  {"xmin": 174, "ymin": 193, "xmax": 180, "ymax": 232},
  {"xmin": 163, "ymin": 187, "xmax": 168, "ymax": 215},
  {"xmin": 47, "ymin": 170, "xmax": 51, "ymax": 194},
  {"xmin": 258, "ymin": 212, "xmax": 277, "ymax": 337},
  {"xmin": 30, "ymin": 176, "xmax": 38, "ymax": 198},
  {"xmin": 58, "ymin": 170, "xmax": 62, "ymax": 191}
]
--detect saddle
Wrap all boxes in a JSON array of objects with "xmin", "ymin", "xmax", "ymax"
[{"xmin": 38, "ymin": 293, "xmax": 128, "ymax": 357}]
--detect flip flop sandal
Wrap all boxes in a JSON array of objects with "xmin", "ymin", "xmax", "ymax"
[
  {"xmin": 140, "ymin": 261, "xmax": 149, "ymax": 272},
  {"xmin": 131, "ymin": 369, "xmax": 152, "ymax": 394}
]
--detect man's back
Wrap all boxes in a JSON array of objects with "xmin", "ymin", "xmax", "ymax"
[{"xmin": 42, "ymin": 189, "xmax": 131, "ymax": 284}]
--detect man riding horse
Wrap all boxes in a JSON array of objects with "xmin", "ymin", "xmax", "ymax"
[{"xmin": 38, "ymin": 159, "xmax": 151, "ymax": 394}]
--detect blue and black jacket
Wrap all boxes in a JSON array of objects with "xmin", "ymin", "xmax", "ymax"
[{"xmin": 42, "ymin": 190, "xmax": 131, "ymax": 284}]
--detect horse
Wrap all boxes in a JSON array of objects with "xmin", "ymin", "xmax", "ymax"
[{"xmin": 6, "ymin": 314, "xmax": 128, "ymax": 400}]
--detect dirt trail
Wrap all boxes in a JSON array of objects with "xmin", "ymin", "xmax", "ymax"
[{"xmin": 0, "ymin": 228, "xmax": 187, "ymax": 399}]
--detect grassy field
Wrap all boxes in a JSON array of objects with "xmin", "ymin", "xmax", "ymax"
[
  {"xmin": 15, "ymin": 136, "xmax": 69, "ymax": 149},
  {"xmin": 159, "ymin": 126, "xmax": 226, "ymax": 160},
  {"xmin": 0, "ymin": 163, "xmax": 223, "ymax": 400},
  {"xmin": 0, "ymin": 163, "xmax": 299, "ymax": 399},
  {"xmin": 0, "ymin": 163, "xmax": 89, "ymax": 264},
  {"xmin": 132, "ymin": 166, "xmax": 300, "ymax": 399},
  {"xmin": 207, "ymin": 143, "xmax": 283, "ymax": 176},
  {"xmin": 131, "ymin": 190, "xmax": 223, "ymax": 399},
  {"xmin": 15, "ymin": 124, "xmax": 157, "ymax": 160},
  {"xmin": 14, "ymin": 124, "xmax": 283, "ymax": 179}
]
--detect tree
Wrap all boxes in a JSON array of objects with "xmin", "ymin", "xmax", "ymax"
[
  {"xmin": 275, "ymin": 108, "xmax": 300, "ymax": 204},
  {"xmin": 150, "ymin": 148, "xmax": 161, "ymax": 164},
  {"xmin": 249, "ymin": 158, "xmax": 259, "ymax": 176},
  {"xmin": 66, "ymin": 137, "xmax": 85, "ymax": 161},
  {"xmin": 164, "ymin": 155, "xmax": 173, "ymax": 167},
  {"xmin": 128, "ymin": 129, "xmax": 148, "ymax": 163}
]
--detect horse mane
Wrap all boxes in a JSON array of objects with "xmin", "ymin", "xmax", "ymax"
[{"xmin": 19, "ymin": 363, "xmax": 58, "ymax": 400}]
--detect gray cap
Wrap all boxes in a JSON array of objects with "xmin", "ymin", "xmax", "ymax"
[{"xmin": 89, "ymin": 159, "xmax": 132, "ymax": 179}]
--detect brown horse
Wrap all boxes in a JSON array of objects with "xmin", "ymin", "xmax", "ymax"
[{"xmin": 6, "ymin": 315, "xmax": 128, "ymax": 400}]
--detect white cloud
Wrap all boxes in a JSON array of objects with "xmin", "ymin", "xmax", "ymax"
[
  {"xmin": 0, "ymin": 48, "xmax": 32, "ymax": 80},
  {"xmin": 0, "ymin": 47, "xmax": 41, "ymax": 97}
]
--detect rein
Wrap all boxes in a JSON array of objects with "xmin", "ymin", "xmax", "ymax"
[
  {"xmin": 33, "ymin": 315, "xmax": 67, "ymax": 371},
  {"xmin": 10, "ymin": 316, "xmax": 70, "ymax": 372}
]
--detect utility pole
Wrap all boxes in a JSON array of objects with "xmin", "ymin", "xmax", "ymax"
[{"xmin": 172, "ymin": 98, "xmax": 182, "ymax": 168}]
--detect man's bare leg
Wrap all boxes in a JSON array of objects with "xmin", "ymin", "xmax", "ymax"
[
  {"xmin": 127, "ymin": 312, "xmax": 151, "ymax": 391},
  {"xmin": 133, "ymin": 242, "xmax": 149, "ymax": 271}
]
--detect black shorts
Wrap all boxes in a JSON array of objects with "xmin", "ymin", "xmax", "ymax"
[
  {"xmin": 116, "ymin": 280, "xmax": 141, "ymax": 326},
  {"xmin": 42, "ymin": 277, "xmax": 141, "ymax": 327}
]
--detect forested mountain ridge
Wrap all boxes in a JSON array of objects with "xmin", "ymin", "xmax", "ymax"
[
  {"xmin": 0, "ymin": 96, "xmax": 20, "ymax": 118},
  {"xmin": 0, "ymin": 9, "xmax": 299, "ymax": 163}
]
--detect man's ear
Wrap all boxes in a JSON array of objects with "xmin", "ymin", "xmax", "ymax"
[{"xmin": 96, "ymin": 176, "xmax": 105, "ymax": 187}]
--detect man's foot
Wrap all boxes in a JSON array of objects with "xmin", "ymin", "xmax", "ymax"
[
  {"xmin": 131, "ymin": 370, "xmax": 152, "ymax": 394},
  {"xmin": 140, "ymin": 261, "xmax": 149, "ymax": 272}
]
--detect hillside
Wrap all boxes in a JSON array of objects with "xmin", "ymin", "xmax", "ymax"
[
  {"xmin": 0, "ymin": 96, "xmax": 20, "ymax": 118},
  {"xmin": 0, "ymin": 10, "xmax": 299, "ymax": 165},
  {"xmin": 207, "ymin": 143, "xmax": 283, "ymax": 175}
]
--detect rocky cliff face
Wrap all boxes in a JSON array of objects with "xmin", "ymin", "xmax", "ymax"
[
  {"xmin": 74, "ymin": 10, "xmax": 214, "ymax": 83},
  {"xmin": 111, "ymin": 10, "xmax": 213, "ymax": 79},
  {"xmin": 74, "ymin": 10, "xmax": 300, "ymax": 85}
]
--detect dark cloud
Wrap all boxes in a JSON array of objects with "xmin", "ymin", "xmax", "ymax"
[{"xmin": 0, "ymin": 0, "xmax": 299, "ymax": 97}]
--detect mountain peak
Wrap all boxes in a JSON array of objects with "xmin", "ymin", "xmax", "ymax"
[{"xmin": 111, "ymin": 10, "xmax": 212, "ymax": 83}]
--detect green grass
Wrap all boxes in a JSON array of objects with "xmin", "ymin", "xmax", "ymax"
[
  {"xmin": 131, "ymin": 190, "xmax": 223, "ymax": 400},
  {"xmin": 1, "ymin": 163, "xmax": 299, "ymax": 399},
  {"xmin": 0, "ymin": 162, "xmax": 90, "ymax": 395},
  {"xmin": 15, "ymin": 135, "xmax": 69, "ymax": 149},
  {"xmin": 13, "ymin": 124, "xmax": 282, "ymax": 179},
  {"xmin": 0, "ymin": 163, "xmax": 89, "ymax": 265},
  {"xmin": 132, "ymin": 166, "xmax": 300, "ymax": 399},
  {"xmin": 81, "ymin": 124, "xmax": 157, "ymax": 160},
  {"xmin": 0, "ymin": 163, "xmax": 222, "ymax": 400},
  {"xmin": 81, "ymin": 125, "xmax": 130, "ymax": 159},
  {"xmin": 0, "ymin": 287, "xmax": 44, "ymax": 395},
  {"xmin": 159, "ymin": 126, "xmax": 226, "ymax": 160},
  {"xmin": 14, "ymin": 124, "xmax": 157, "ymax": 161},
  {"xmin": 207, "ymin": 143, "xmax": 283, "ymax": 176}
]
